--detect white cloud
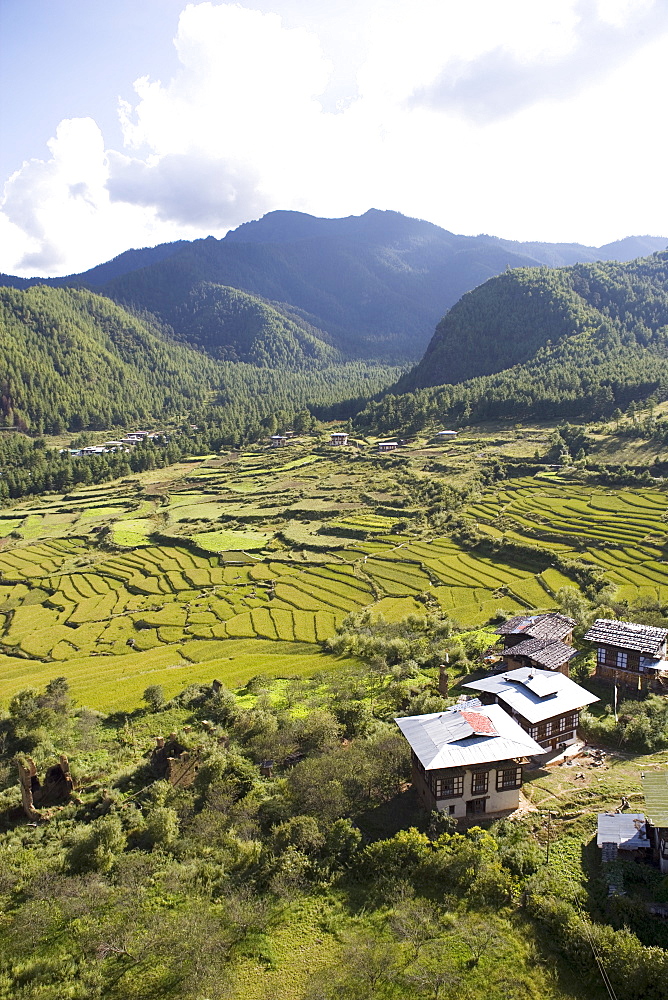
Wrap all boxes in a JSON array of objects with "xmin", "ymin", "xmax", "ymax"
[{"xmin": 1, "ymin": 0, "xmax": 667, "ymax": 277}]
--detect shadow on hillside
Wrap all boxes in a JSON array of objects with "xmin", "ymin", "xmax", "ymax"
[{"xmin": 356, "ymin": 787, "xmax": 427, "ymax": 840}]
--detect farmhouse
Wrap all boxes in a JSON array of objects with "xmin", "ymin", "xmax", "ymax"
[
  {"xmin": 436, "ymin": 430, "xmax": 458, "ymax": 439},
  {"xmin": 395, "ymin": 703, "xmax": 543, "ymax": 820},
  {"xmin": 378, "ymin": 440, "xmax": 399, "ymax": 452},
  {"xmin": 330, "ymin": 431, "xmax": 349, "ymax": 446},
  {"xmin": 584, "ymin": 618, "xmax": 668, "ymax": 693},
  {"xmin": 642, "ymin": 771, "xmax": 668, "ymax": 873},
  {"xmin": 493, "ymin": 612, "xmax": 577, "ymax": 675},
  {"xmin": 270, "ymin": 435, "xmax": 288, "ymax": 447},
  {"xmin": 462, "ymin": 666, "xmax": 598, "ymax": 752}
]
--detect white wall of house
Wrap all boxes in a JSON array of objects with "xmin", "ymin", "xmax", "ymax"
[{"xmin": 413, "ymin": 759, "xmax": 523, "ymax": 819}]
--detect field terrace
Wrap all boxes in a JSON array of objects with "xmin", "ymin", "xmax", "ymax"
[{"xmin": 0, "ymin": 440, "xmax": 587, "ymax": 711}]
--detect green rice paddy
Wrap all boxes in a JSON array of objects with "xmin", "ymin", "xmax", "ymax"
[
  {"xmin": 463, "ymin": 475, "xmax": 668, "ymax": 604},
  {"xmin": 3, "ymin": 437, "xmax": 662, "ymax": 710}
]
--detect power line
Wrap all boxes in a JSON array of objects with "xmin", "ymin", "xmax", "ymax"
[{"xmin": 574, "ymin": 899, "xmax": 619, "ymax": 1000}]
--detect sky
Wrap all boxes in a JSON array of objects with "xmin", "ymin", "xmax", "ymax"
[{"xmin": 1, "ymin": 0, "xmax": 667, "ymax": 277}]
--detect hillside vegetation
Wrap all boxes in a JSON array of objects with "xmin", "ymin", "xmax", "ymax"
[
  {"xmin": 362, "ymin": 252, "xmax": 668, "ymax": 431},
  {"xmin": 0, "ymin": 285, "xmax": 401, "ymax": 435},
  {"xmin": 0, "ymin": 429, "xmax": 668, "ymax": 998},
  {"xmin": 4, "ymin": 210, "xmax": 664, "ymax": 365}
]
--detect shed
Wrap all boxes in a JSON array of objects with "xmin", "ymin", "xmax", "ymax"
[{"xmin": 597, "ymin": 813, "xmax": 648, "ymax": 851}]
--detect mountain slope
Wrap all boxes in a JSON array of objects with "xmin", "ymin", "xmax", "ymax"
[
  {"xmin": 0, "ymin": 286, "xmax": 220, "ymax": 433},
  {"xmin": 3, "ymin": 210, "xmax": 664, "ymax": 364},
  {"xmin": 170, "ymin": 283, "xmax": 339, "ymax": 366},
  {"xmin": 358, "ymin": 251, "xmax": 668, "ymax": 431}
]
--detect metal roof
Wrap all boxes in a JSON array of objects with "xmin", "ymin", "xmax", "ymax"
[
  {"xmin": 496, "ymin": 613, "xmax": 576, "ymax": 642},
  {"xmin": 642, "ymin": 771, "xmax": 668, "ymax": 826},
  {"xmin": 584, "ymin": 618, "xmax": 668, "ymax": 655},
  {"xmin": 395, "ymin": 703, "xmax": 544, "ymax": 770},
  {"xmin": 597, "ymin": 813, "xmax": 648, "ymax": 849},
  {"xmin": 501, "ymin": 637, "xmax": 577, "ymax": 670},
  {"xmin": 462, "ymin": 666, "xmax": 599, "ymax": 724}
]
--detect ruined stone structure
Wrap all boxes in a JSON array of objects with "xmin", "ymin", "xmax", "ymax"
[{"xmin": 18, "ymin": 755, "xmax": 74, "ymax": 820}]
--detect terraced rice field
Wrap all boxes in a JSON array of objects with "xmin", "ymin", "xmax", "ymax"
[
  {"xmin": 464, "ymin": 475, "xmax": 668, "ymax": 605},
  {"xmin": 0, "ymin": 449, "xmax": 590, "ymax": 709}
]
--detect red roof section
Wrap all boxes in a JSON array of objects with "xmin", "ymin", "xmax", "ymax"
[{"xmin": 460, "ymin": 710, "xmax": 497, "ymax": 735}]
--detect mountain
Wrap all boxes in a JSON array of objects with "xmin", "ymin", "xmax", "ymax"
[
  {"xmin": 2, "ymin": 210, "xmax": 664, "ymax": 364},
  {"xmin": 358, "ymin": 251, "xmax": 668, "ymax": 431},
  {"xmin": 0, "ymin": 285, "xmax": 220, "ymax": 434}
]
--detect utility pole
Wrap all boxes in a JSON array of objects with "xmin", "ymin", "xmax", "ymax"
[
  {"xmin": 546, "ymin": 811, "xmax": 553, "ymax": 864},
  {"xmin": 613, "ymin": 670, "xmax": 618, "ymax": 722}
]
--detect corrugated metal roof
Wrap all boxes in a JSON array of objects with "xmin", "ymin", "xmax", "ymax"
[
  {"xmin": 496, "ymin": 613, "xmax": 576, "ymax": 641},
  {"xmin": 584, "ymin": 618, "xmax": 668, "ymax": 655},
  {"xmin": 394, "ymin": 703, "xmax": 544, "ymax": 770},
  {"xmin": 597, "ymin": 813, "xmax": 648, "ymax": 849},
  {"xmin": 643, "ymin": 771, "xmax": 668, "ymax": 826},
  {"xmin": 462, "ymin": 666, "xmax": 598, "ymax": 724}
]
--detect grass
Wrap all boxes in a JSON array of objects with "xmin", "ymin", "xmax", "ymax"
[
  {"xmin": 0, "ymin": 640, "xmax": 354, "ymax": 712},
  {"xmin": 3, "ymin": 431, "xmax": 667, "ymax": 713},
  {"xmin": 192, "ymin": 529, "xmax": 273, "ymax": 552}
]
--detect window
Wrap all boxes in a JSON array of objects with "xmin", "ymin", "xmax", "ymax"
[
  {"xmin": 529, "ymin": 725, "xmax": 538, "ymax": 738},
  {"xmin": 597, "ymin": 647, "xmax": 606, "ymax": 663},
  {"xmin": 537, "ymin": 720, "xmax": 552, "ymax": 740},
  {"xmin": 617, "ymin": 651, "xmax": 627, "ymax": 668},
  {"xmin": 496, "ymin": 766, "xmax": 522, "ymax": 792},
  {"xmin": 471, "ymin": 771, "xmax": 488, "ymax": 795},
  {"xmin": 559, "ymin": 712, "xmax": 578, "ymax": 732},
  {"xmin": 432, "ymin": 774, "xmax": 463, "ymax": 799}
]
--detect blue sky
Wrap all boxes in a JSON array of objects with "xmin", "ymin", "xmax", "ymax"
[{"xmin": 2, "ymin": 0, "xmax": 667, "ymax": 276}]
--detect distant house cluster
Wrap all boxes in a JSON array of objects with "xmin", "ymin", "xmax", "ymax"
[{"xmin": 59, "ymin": 430, "xmax": 160, "ymax": 458}]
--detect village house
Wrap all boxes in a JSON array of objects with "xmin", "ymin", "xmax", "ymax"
[
  {"xmin": 584, "ymin": 618, "xmax": 668, "ymax": 694},
  {"xmin": 493, "ymin": 612, "xmax": 578, "ymax": 676},
  {"xmin": 377, "ymin": 440, "xmax": 399, "ymax": 452},
  {"xmin": 462, "ymin": 666, "xmax": 598, "ymax": 752},
  {"xmin": 330, "ymin": 431, "xmax": 349, "ymax": 446},
  {"xmin": 436, "ymin": 430, "xmax": 458, "ymax": 439},
  {"xmin": 642, "ymin": 770, "xmax": 668, "ymax": 873},
  {"xmin": 395, "ymin": 703, "xmax": 543, "ymax": 820},
  {"xmin": 270, "ymin": 434, "xmax": 288, "ymax": 447}
]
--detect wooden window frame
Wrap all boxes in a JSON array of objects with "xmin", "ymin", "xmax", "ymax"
[
  {"xmin": 496, "ymin": 766, "xmax": 522, "ymax": 792},
  {"xmin": 471, "ymin": 770, "xmax": 489, "ymax": 795},
  {"xmin": 433, "ymin": 774, "xmax": 464, "ymax": 799}
]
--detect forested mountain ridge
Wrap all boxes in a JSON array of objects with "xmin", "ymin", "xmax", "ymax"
[
  {"xmin": 0, "ymin": 285, "xmax": 399, "ymax": 436},
  {"xmin": 2, "ymin": 210, "xmax": 664, "ymax": 364},
  {"xmin": 0, "ymin": 286, "xmax": 221, "ymax": 434},
  {"xmin": 168, "ymin": 283, "xmax": 339, "ymax": 366},
  {"xmin": 359, "ymin": 252, "xmax": 668, "ymax": 431}
]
